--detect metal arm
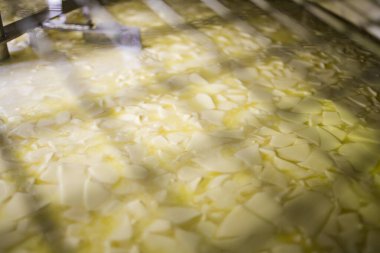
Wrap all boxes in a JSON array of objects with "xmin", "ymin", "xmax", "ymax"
[{"xmin": 0, "ymin": 0, "xmax": 80, "ymax": 45}]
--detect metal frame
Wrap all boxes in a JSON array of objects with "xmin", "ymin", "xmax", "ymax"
[
  {"xmin": 0, "ymin": 0, "xmax": 139, "ymax": 61},
  {"xmin": 0, "ymin": 12, "xmax": 10, "ymax": 60},
  {"xmin": 0, "ymin": 0, "xmax": 82, "ymax": 60}
]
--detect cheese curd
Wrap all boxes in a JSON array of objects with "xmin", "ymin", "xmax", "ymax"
[{"xmin": 0, "ymin": 0, "xmax": 380, "ymax": 253}]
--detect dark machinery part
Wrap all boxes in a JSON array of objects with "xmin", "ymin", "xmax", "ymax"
[{"xmin": 0, "ymin": 12, "xmax": 9, "ymax": 60}]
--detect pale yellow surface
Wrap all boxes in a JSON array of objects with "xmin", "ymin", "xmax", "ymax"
[{"xmin": 0, "ymin": 1, "xmax": 380, "ymax": 253}]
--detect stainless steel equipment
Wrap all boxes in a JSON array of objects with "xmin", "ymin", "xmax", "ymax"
[{"xmin": 0, "ymin": 0, "xmax": 141, "ymax": 61}]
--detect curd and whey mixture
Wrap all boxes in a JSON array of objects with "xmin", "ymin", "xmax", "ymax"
[{"xmin": 0, "ymin": 0, "xmax": 380, "ymax": 253}]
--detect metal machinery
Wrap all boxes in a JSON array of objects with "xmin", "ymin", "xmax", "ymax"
[
  {"xmin": 0, "ymin": 0, "xmax": 141, "ymax": 61},
  {"xmin": 1, "ymin": 0, "xmax": 380, "ymax": 62}
]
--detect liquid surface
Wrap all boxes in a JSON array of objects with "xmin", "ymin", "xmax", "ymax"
[{"xmin": 0, "ymin": 1, "xmax": 380, "ymax": 253}]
